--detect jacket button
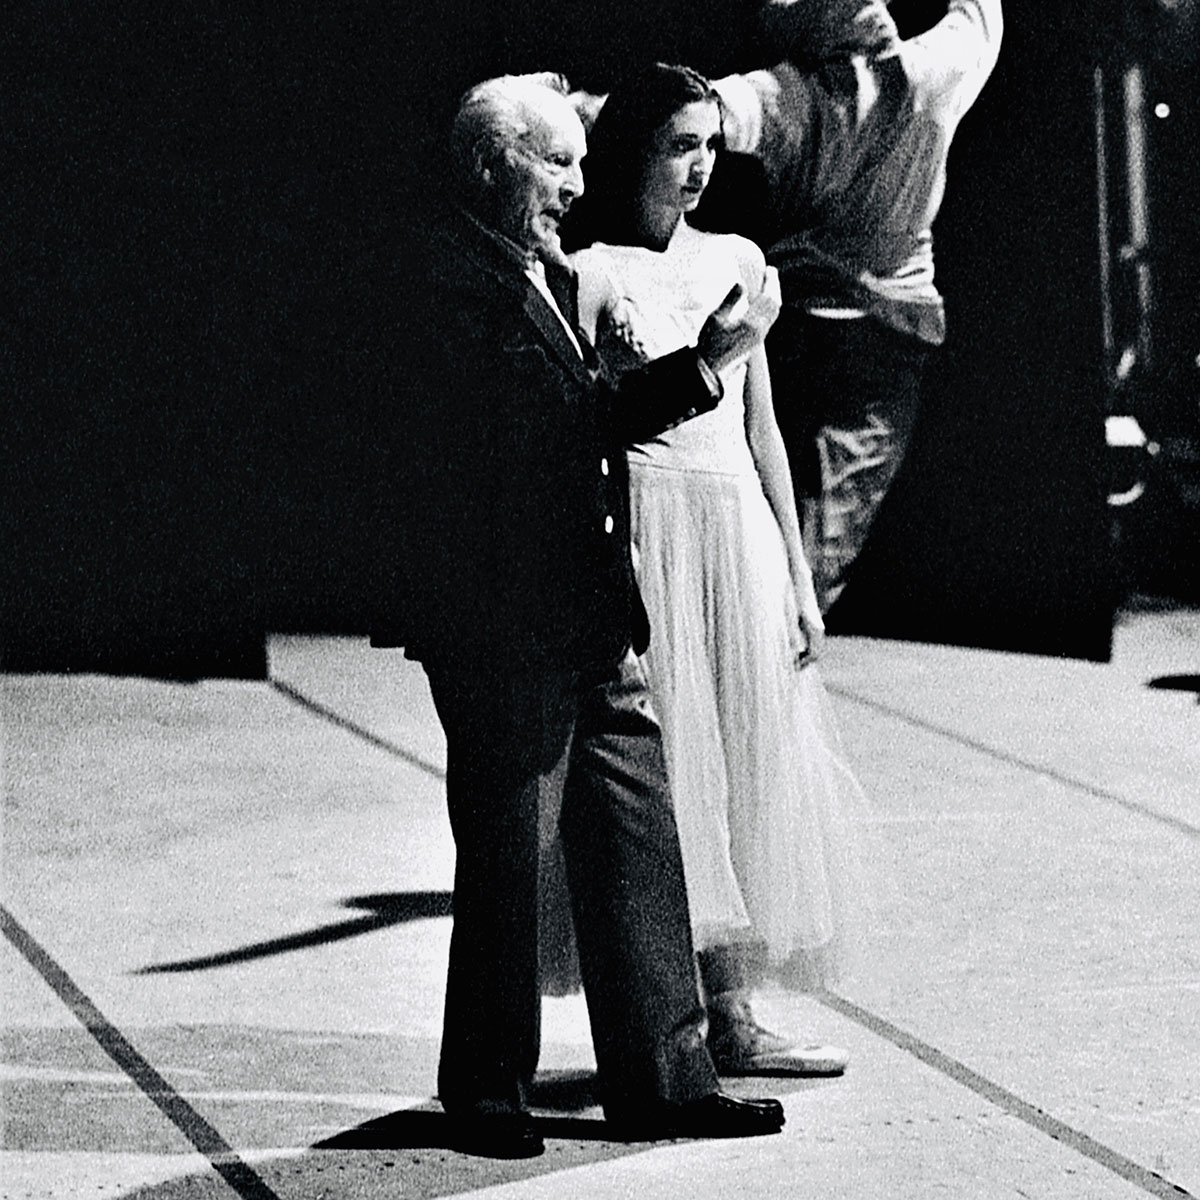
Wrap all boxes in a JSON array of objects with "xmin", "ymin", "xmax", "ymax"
[
  {"xmin": 601, "ymin": 457, "xmax": 609, "ymax": 476},
  {"xmin": 604, "ymin": 515, "xmax": 614, "ymax": 534}
]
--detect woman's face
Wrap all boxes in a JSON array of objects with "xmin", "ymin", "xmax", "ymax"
[{"xmin": 639, "ymin": 99, "xmax": 722, "ymax": 223}]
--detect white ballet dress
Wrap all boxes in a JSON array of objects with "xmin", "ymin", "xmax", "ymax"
[{"xmin": 574, "ymin": 227, "xmax": 873, "ymax": 988}]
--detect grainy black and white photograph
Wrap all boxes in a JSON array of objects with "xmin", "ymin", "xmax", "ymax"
[{"xmin": 4, "ymin": 1, "xmax": 1199, "ymax": 1196}]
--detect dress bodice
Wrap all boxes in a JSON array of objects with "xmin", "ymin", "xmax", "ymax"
[{"xmin": 574, "ymin": 229, "xmax": 761, "ymax": 477}]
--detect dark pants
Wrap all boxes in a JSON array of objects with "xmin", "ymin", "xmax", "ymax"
[
  {"xmin": 767, "ymin": 309, "xmax": 932, "ymax": 609},
  {"xmin": 424, "ymin": 650, "xmax": 716, "ymax": 1119}
]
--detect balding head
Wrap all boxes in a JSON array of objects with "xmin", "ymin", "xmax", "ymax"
[
  {"xmin": 451, "ymin": 72, "xmax": 587, "ymax": 264},
  {"xmin": 451, "ymin": 73, "xmax": 579, "ymax": 192}
]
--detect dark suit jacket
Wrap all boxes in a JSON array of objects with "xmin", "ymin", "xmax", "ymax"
[{"xmin": 370, "ymin": 213, "xmax": 719, "ymax": 671}]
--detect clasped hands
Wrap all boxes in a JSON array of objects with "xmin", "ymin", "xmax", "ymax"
[{"xmin": 697, "ymin": 266, "xmax": 782, "ymax": 375}]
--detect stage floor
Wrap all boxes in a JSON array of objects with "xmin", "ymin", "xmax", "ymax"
[{"xmin": 4, "ymin": 602, "xmax": 1199, "ymax": 1199}]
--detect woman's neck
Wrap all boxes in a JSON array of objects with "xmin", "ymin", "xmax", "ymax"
[{"xmin": 633, "ymin": 208, "xmax": 685, "ymax": 252}]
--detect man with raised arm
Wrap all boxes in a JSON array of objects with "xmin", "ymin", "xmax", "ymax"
[{"xmin": 714, "ymin": 0, "xmax": 1003, "ymax": 608}]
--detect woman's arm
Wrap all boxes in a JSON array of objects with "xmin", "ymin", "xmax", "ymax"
[
  {"xmin": 573, "ymin": 249, "xmax": 612, "ymax": 346},
  {"xmin": 742, "ymin": 342, "xmax": 826, "ymax": 662}
]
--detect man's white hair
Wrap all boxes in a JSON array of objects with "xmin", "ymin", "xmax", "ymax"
[{"xmin": 451, "ymin": 72, "xmax": 574, "ymax": 192}]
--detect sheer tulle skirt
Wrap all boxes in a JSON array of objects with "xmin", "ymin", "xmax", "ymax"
[{"xmin": 629, "ymin": 460, "xmax": 875, "ymax": 990}]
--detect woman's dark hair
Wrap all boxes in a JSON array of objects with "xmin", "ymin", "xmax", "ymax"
[{"xmin": 563, "ymin": 62, "xmax": 722, "ymax": 251}]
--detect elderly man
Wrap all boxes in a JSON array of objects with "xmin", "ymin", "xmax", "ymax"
[
  {"xmin": 714, "ymin": 0, "xmax": 1003, "ymax": 609},
  {"xmin": 371, "ymin": 72, "xmax": 786, "ymax": 1158}
]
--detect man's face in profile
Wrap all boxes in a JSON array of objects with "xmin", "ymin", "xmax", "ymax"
[{"xmin": 489, "ymin": 97, "xmax": 587, "ymax": 263}]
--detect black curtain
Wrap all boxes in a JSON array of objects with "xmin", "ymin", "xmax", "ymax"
[
  {"xmin": 825, "ymin": 2, "xmax": 1117, "ymax": 660},
  {"xmin": 8, "ymin": 0, "xmax": 1147, "ymax": 674}
]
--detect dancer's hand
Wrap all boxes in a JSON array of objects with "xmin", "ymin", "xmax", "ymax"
[{"xmin": 793, "ymin": 600, "xmax": 826, "ymax": 669}]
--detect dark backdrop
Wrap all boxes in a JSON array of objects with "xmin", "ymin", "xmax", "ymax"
[
  {"xmin": 6, "ymin": 0, "xmax": 1135, "ymax": 675},
  {"xmin": 823, "ymin": 1, "xmax": 1117, "ymax": 659}
]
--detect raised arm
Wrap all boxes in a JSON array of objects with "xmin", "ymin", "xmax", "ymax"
[
  {"xmin": 712, "ymin": 63, "xmax": 820, "ymax": 206},
  {"xmin": 712, "ymin": 72, "xmax": 770, "ymax": 157},
  {"xmin": 906, "ymin": 0, "xmax": 1004, "ymax": 117}
]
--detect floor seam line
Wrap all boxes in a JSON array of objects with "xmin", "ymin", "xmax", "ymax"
[
  {"xmin": 818, "ymin": 989, "xmax": 1196, "ymax": 1200},
  {"xmin": 269, "ymin": 675, "xmax": 446, "ymax": 780},
  {"xmin": 827, "ymin": 685, "xmax": 1200, "ymax": 839},
  {"xmin": 0, "ymin": 902, "xmax": 283, "ymax": 1200}
]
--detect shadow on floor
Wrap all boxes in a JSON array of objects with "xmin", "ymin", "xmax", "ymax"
[
  {"xmin": 313, "ymin": 1107, "xmax": 622, "ymax": 1151},
  {"xmin": 527, "ymin": 1068, "xmax": 601, "ymax": 1112},
  {"xmin": 1147, "ymin": 674, "xmax": 1200, "ymax": 702},
  {"xmin": 313, "ymin": 1069, "xmax": 604, "ymax": 1151},
  {"xmin": 133, "ymin": 892, "xmax": 453, "ymax": 974}
]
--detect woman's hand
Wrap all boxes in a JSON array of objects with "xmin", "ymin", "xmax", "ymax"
[
  {"xmin": 792, "ymin": 593, "xmax": 826, "ymax": 669},
  {"xmin": 594, "ymin": 301, "xmax": 651, "ymax": 383}
]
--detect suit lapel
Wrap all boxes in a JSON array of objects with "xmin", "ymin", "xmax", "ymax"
[
  {"xmin": 545, "ymin": 263, "xmax": 601, "ymax": 375},
  {"xmin": 520, "ymin": 284, "xmax": 583, "ymax": 365},
  {"xmin": 447, "ymin": 217, "xmax": 597, "ymax": 385},
  {"xmin": 520, "ymin": 266, "xmax": 597, "ymax": 384},
  {"xmin": 545, "ymin": 261, "xmax": 577, "ymax": 328}
]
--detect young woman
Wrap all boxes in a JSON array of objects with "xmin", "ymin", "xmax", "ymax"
[{"xmin": 568, "ymin": 63, "xmax": 874, "ymax": 1075}]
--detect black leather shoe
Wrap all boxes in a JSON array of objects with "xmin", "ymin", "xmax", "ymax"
[
  {"xmin": 445, "ymin": 1110, "xmax": 545, "ymax": 1159},
  {"xmin": 608, "ymin": 1090, "xmax": 785, "ymax": 1141}
]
